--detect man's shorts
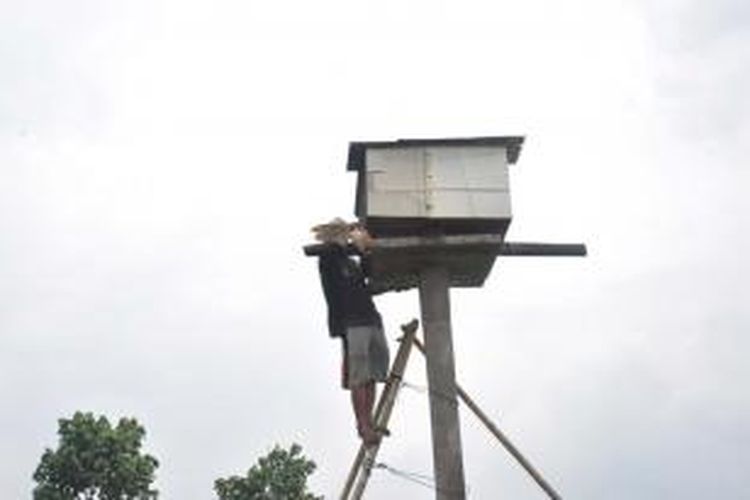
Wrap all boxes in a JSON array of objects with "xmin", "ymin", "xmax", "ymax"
[{"xmin": 344, "ymin": 324, "xmax": 390, "ymax": 388}]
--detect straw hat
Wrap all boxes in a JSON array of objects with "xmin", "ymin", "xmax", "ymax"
[{"xmin": 311, "ymin": 217, "xmax": 355, "ymax": 246}]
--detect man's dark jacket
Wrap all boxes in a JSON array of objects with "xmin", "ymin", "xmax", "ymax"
[{"xmin": 318, "ymin": 245, "xmax": 381, "ymax": 338}]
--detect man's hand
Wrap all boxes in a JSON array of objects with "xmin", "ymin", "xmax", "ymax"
[{"xmin": 350, "ymin": 226, "xmax": 375, "ymax": 254}]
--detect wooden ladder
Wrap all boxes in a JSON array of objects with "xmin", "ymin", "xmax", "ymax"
[
  {"xmin": 339, "ymin": 319, "xmax": 562, "ymax": 500},
  {"xmin": 339, "ymin": 319, "xmax": 419, "ymax": 500}
]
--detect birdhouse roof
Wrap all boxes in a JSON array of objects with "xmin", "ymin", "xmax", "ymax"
[{"xmin": 346, "ymin": 136, "xmax": 525, "ymax": 171}]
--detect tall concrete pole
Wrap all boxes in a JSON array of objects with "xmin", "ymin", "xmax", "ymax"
[{"xmin": 419, "ymin": 265, "xmax": 466, "ymax": 500}]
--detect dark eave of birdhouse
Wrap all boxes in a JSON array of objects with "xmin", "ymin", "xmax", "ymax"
[{"xmin": 346, "ymin": 136, "xmax": 525, "ymax": 171}]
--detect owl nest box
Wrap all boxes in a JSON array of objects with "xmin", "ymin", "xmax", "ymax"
[{"xmin": 346, "ymin": 136, "xmax": 525, "ymax": 292}]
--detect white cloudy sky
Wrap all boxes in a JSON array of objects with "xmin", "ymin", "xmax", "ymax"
[{"xmin": 1, "ymin": 0, "xmax": 748, "ymax": 498}]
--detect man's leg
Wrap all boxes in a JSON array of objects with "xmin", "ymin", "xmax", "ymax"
[
  {"xmin": 350, "ymin": 381, "xmax": 378, "ymax": 445},
  {"xmin": 364, "ymin": 381, "xmax": 375, "ymax": 417},
  {"xmin": 345, "ymin": 336, "xmax": 377, "ymax": 444},
  {"xmin": 346, "ymin": 325, "xmax": 385, "ymax": 445}
]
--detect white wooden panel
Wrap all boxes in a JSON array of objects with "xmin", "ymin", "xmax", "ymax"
[
  {"xmin": 365, "ymin": 145, "xmax": 511, "ymax": 220},
  {"xmin": 429, "ymin": 190, "xmax": 511, "ymax": 218},
  {"xmin": 366, "ymin": 148, "xmax": 424, "ymax": 191},
  {"xmin": 426, "ymin": 146, "xmax": 510, "ymax": 219},
  {"xmin": 470, "ymin": 191, "xmax": 511, "ymax": 217},
  {"xmin": 366, "ymin": 148, "xmax": 425, "ymax": 217},
  {"xmin": 427, "ymin": 146, "xmax": 508, "ymax": 190},
  {"xmin": 367, "ymin": 191, "xmax": 426, "ymax": 218}
]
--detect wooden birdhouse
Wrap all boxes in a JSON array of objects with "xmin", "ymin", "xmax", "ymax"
[
  {"xmin": 347, "ymin": 137, "xmax": 524, "ymax": 239},
  {"xmin": 345, "ymin": 137, "xmax": 525, "ymax": 292}
]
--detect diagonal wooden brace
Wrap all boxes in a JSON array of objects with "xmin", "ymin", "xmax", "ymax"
[{"xmin": 411, "ymin": 337, "xmax": 563, "ymax": 500}]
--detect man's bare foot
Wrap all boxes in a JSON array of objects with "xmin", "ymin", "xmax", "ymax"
[
  {"xmin": 358, "ymin": 425, "xmax": 381, "ymax": 446},
  {"xmin": 363, "ymin": 430, "xmax": 380, "ymax": 446}
]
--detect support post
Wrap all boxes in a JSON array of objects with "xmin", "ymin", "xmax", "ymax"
[{"xmin": 419, "ymin": 266, "xmax": 466, "ymax": 500}]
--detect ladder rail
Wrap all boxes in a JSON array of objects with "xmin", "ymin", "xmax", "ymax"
[{"xmin": 340, "ymin": 320, "xmax": 419, "ymax": 500}]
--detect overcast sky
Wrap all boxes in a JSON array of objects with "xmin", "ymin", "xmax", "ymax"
[{"xmin": 1, "ymin": 0, "xmax": 748, "ymax": 498}]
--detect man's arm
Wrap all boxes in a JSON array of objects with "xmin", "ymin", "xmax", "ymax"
[{"xmin": 318, "ymin": 251, "xmax": 347, "ymax": 337}]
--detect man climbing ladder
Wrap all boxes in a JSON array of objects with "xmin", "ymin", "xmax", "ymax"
[{"xmin": 313, "ymin": 218, "xmax": 390, "ymax": 445}]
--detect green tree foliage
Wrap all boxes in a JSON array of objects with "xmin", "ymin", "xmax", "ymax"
[
  {"xmin": 32, "ymin": 411, "xmax": 159, "ymax": 500},
  {"xmin": 214, "ymin": 444, "xmax": 322, "ymax": 500}
]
